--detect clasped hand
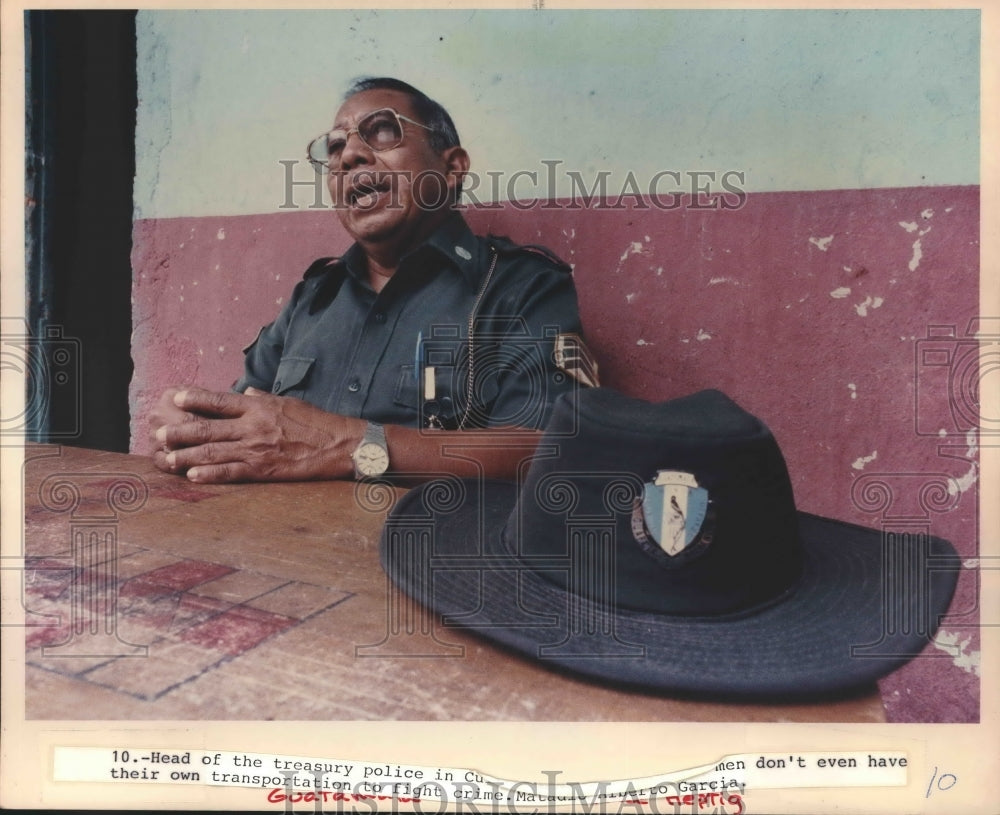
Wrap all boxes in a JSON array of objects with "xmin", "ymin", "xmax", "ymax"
[{"xmin": 150, "ymin": 386, "xmax": 364, "ymax": 483}]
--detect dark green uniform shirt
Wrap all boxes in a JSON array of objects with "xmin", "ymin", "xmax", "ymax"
[{"xmin": 235, "ymin": 214, "xmax": 584, "ymax": 430}]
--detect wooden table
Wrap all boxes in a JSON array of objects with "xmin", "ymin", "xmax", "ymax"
[{"xmin": 19, "ymin": 445, "xmax": 886, "ymax": 721}]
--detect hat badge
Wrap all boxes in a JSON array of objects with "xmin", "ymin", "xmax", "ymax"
[{"xmin": 633, "ymin": 470, "xmax": 712, "ymax": 557}]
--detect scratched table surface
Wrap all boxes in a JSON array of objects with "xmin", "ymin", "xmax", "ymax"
[{"xmin": 20, "ymin": 445, "xmax": 886, "ymax": 722}]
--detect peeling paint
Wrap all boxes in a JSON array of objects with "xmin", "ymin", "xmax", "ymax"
[
  {"xmin": 696, "ymin": 329, "xmax": 712, "ymax": 341},
  {"xmin": 625, "ymin": 293, "xmax": 637, "ymax": 304},
  {"xmin": 636, "ymin": 339, "xmax": 654, "ymax": 346},
  {"xmin": 809, "ymin": 235, "xmax": 834, "ymax": 251},
  {"xmin": 709, "ymin": 276, "xmax": 741, "ymax": 286},
  {"xmin": 933, "ymin": 630, "xmax": 980, "ymax": 676},
  {"xmin": 852, "ymin": 450, "xmax": 878, "ymax": 470},
  {"xmin": 830, "ymin": 287, "xmax": 851, "ymax": 299},
  {"xmin": 848, "ymin": 383, "xmax": 857, "ymax": 399},
  {"xmin": 964, "ymin": 428, "xmax": 978, "ymax": 458},
  {"xmin": 620, "ymin": 241, "xmax": 645, "ymax": 261},
  {"xmin": 854, "ymin": 296, "xmax": 884, "ymax": 317},
  {"xmin": 948, "ymin": 462, "xmax": 979, "ymax": 496},
  {"xmin": 899, "ymin": 221, "xmax": 918, "ymax": 233},
  {"xmin": 217, "ymin": 228, "xmax": 226, "ymax": 240},
  {"xmin": 921, "ymin": 208, "xmax": 934, "ymax": 219},
  {"xmin": 963, "ymin": 558, "xmax": 980, "ymax": 569},
  {"xmin": 276, "ymin": 297, "xmax": 284, "ymax": 305},
  {"xmin": 908, "ymin": 239, "xmax": 923, "ymax": 271}
]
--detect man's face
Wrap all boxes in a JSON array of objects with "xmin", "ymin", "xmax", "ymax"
[{"xmin": 327, "ymin": 89, "xmax": 460, "ymax": 255}]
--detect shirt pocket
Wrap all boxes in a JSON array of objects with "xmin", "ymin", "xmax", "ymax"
[
  {"xmin": 394, "ymin": 364, "xmax": 463, "ymax": 428},
  {"xmin": 272, "ymin": 356, "xmax": 315, "ymax": 397}
]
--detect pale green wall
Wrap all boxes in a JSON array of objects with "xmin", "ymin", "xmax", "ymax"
[{"xmin": 135, "ymin": 9, "xmax": 979, "ymax": 219}]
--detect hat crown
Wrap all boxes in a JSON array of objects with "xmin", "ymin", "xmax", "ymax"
[{"xmin": 506, "ymin": 389, "xmax": 803, "ymax": 616}]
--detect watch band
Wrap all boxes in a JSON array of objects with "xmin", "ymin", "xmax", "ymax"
[{"xmin": 363, "ymin": 421, "xmax": 387, "ymax": 449}]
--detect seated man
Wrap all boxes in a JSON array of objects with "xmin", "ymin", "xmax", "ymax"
[{"xmin": 150, "ymin": 77, "xmax": 591, "ymax": 483}]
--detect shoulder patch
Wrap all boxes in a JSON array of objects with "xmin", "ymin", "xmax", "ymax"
[{"xmin": 487, "ymin": 234, "xmax": 572, "ymax": 272}]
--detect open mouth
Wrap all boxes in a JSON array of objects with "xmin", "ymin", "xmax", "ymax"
[{"xmin": 346, "ymin": 174, "xmax": 393, "ymax": 209}]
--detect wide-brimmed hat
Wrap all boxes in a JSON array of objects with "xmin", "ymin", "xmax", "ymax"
[{"xmin": 379, "ymin": 388, "xmax": 958, "ymax": 699}]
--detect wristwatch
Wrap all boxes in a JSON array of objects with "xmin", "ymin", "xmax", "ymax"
[{"xmin": 352, "ymin": 421, "xmax": 390, "ymax": 479}]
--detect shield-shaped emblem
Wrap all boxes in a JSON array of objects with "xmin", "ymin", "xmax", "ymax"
[{"xmin": 641, "ymin": 471, "xmax": 709, "ymax": 556}]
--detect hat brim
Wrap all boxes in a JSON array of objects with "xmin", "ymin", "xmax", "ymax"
[{"xmin": 380, "ymin": 479, "xmax": 959, "ymax": 700}]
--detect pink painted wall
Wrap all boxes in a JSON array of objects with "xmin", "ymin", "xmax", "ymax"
[{"xmin": 131, "ymin": 186, "xmax": 980, "ymax": 720}]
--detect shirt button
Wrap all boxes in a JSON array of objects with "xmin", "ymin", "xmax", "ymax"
[
  {"xmin": 347, "ymin": 380, "xmax": 361, "ymax": 393},
  {"xmin": 373, "ymin": 312, "xmax": 386, "ymax": 324}
]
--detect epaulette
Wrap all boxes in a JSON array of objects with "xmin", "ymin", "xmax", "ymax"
[
  {"xmin": 302, "ymin": 256, "xmax": 342, "ymax": 279},
  {"xmin": 301, "ymin": 257, "xmax": 347, "ymax": 314},
  {"xmin": 487, "ymin": 234, "xmax": 572, "ymax": 273}
]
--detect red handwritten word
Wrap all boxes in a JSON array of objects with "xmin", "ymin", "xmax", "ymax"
[
  {"xmin": 266, "ymin": 789, "xmax": 421, "ymax": 806},
  {"xmin": 657, "ymin": 792, "xmax": 744, "ymax": 814}
]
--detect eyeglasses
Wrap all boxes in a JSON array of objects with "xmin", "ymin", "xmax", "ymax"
[{"xmin": 307, "ymin": 108, "xmax": 435, "ymax": 173}]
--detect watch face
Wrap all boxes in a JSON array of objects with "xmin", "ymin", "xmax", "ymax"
[{"xmin": 355, "ymin": 442, "xmax": 389, "ymax": 476}]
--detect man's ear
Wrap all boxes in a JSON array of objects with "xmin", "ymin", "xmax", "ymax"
[{"xmin": 441, "ymin": 146, "xmax": 471, "ymax": 196}]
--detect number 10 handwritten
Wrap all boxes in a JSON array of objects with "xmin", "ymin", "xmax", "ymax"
[{"xmin": 926, "ymin": 766, "xmax": 957, "ymax": 798}]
